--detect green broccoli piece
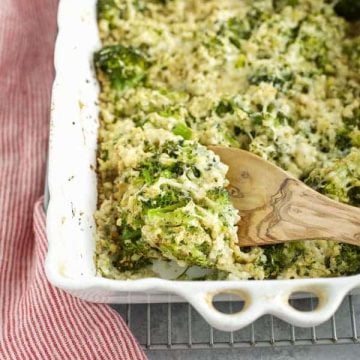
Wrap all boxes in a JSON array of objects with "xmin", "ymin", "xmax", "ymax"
[
  {"xmin": 305, "ymin": 148, "xmax": 360, "ymax": 204},
  {"xmin": 344, "ymin": 37, "xmax": 360, "ymax": 72},
  {"xmin": 335, "ymin": 129, "xmax": 353, "ymax": 152},
  {"xmin": 156, "ymin": 0, "xmax": 174, "ymax": 4},
  {"xmin": 344, "ymin": 109, "xmax": 360, "ymax": 131},
  {"xmin": 248, "ymin": 71, "xmax": 294, "ymax": 90},
  {"xmin": 335, "ymin": 244, "xmax": 360, "ymax": 275},
  {"xmin": 272, "ymin": 0, "xmax": 299, "ymax": 12},
  {"xmin": 299, "ymin": 34, "xmax": 335, "ymax": 74},
  {"xmin": 142, "ymin": 187, "xmax": 191, "ymax": 212},
  {"xmin": 348, "ymin": 186, "xmax": 360, "ymax": 206},
  {"xmin": 219, "ymin": 8, "xmax": 264, "ymax": 48},
  {"xmin": 97, "ymin": 0, "xmax": 118, "ymax": 22},
  {"xmin": 115, "ymin": 188, "xmax": 191, "ymax": 270},
  {"xmin": 97, "ymin": 0, "xmax": 147, "ymax": 22},
  {"xmin": 137, "ymin": 157, "xmax": 162, "ymax": 185},
  {"xmin": 137, "ymin": 158, "xmax": 185, "ymax": 185},
  {"xmin": 115, "ymin": 220, "xmax": 152, "ymax": 271},
  {"xmin": 339, "ymin": 110, "xmax": 360, "ymax": 149},
  {"xmin": 206, "ymin": 187, "xmax": 230, "ymax": 203},
  {"xmin": 215, "ymin": 99, "xmax": 235, "ymax": 117},
  {"xmin": 172, "ymin": 123, "xmax": 193, "ymax": 140},
  {"xmin": 94, "ymin": 45, "xmax": 150, "ymax": 91},
  {"xmin": 135, "ymin": 139, "xmax": 211, "ymax": 186},
  {"xmin": 144, "ymin": 205, "xmax": 214, "ymax": 268},
  {"xmin": 225, "ymin": 17, "xmax": 253, "ymax": 47},
  {"xmin": 334, "ymin": 0, "xmax": 360, "ymax": 22},
  {"xmin": 141, "ymin": 185, "xmax": 240, "ymax": 270},
  {"xmin": 263, "ymin": 242, "xmax": 306, "ymax": 278}
]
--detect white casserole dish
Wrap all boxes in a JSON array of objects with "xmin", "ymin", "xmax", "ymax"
[{"xmin": 45, "ymin": 0, "xmax": 360, "ymax": 332}]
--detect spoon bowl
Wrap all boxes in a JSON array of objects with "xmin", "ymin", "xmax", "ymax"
[{"xmin": 210, "ymin": 146, "xmax": 360, "ymax": 247}]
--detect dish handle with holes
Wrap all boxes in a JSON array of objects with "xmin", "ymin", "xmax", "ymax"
[{"xmin": 177, "ymin": 279, "xmax": 355, "ymax": 332}]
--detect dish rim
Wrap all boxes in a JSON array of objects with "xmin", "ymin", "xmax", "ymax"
[{"xmin": 45, "ymin": 0, "xmax": 360, "ymax": 332}]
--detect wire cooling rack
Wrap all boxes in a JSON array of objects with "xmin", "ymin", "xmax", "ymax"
[{"xmin": 112, "ymin": 295, "xmax": 360, "ymax": 350}]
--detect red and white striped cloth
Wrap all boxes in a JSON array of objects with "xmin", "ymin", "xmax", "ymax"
[{"xmin": 0, "ymin": 0, "xmax": 147, "ymax": 359}]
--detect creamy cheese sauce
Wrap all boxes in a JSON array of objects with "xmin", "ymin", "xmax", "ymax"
[{"xmin": 95, "ymin": 0, "xmax": 360, "ymax": 280}]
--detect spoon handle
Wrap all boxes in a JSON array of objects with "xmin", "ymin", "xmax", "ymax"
[{"xmin": 238, "ymin": 178, "xmax": 360, "ymax": 247}]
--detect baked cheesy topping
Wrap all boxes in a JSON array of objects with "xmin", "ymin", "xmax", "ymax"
[{"xmin": 95, "ymin": 0, "xmax": 360, "ymax": 280}]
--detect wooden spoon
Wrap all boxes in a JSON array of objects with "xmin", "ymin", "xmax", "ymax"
[{"xmin": 210, "ymin": 146, "xmax": 360, "ymax": 247}]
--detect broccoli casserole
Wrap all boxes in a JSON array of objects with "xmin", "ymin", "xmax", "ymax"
[{"xmin": 95, "ymin": 0, "xmax": 360, "ymax": 280}]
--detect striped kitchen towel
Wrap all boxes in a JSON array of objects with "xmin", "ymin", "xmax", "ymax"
[{"xmin": 0, "ymin": 0, "xmax": 147, "ymax": 359}]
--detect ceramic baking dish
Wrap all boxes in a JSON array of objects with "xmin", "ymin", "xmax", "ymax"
[{"xmin": 45, "ymin": 0, "xmax": 360, "ymax": 332}]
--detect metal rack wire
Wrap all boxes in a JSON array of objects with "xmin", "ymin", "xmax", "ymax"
[{"xmin": 112, "ymin": 294, "xmax": 360, "ymax": 350}]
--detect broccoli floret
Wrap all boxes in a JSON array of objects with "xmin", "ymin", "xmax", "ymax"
[
  {"xmin": 263, "ymin": 242, "xmax": 306, "ymax": 278},
  {"xmin": 348, "ymin": 186, "xmax": 360, "ymax": 206},
  {"xmin": 116, "ymin": 188, "xmax": 192, "ymax": 270},
  {"xmin": 299, "ymin": 34, "xmax": 335, "ymax": 74},
  {"xmin": 225, "ymin": 17, "xmax": 253, "ymax": 46},
  {"xmin": 215, "ymin": 99, "xmax": 235, "ymax": 117},
  {"xmin": 248, "ymin": 71, "xmax": 294, "ymax": 90},
  {"xmin": 336, "ymin": 110, "xmax": 360, "ymax": 150},
  {"xmin": 334, "ymin": 0, "xmax": 360, "ymax": 22},
  {"xmin": 206, "ymin": 187, "xmax": 230, "ymax": 204},
  {"xmin": 263, "ymin": 241, "xmax": 360, "ymax": 279},
  {"xmin": 94, "ymin": 45, "xmax": 150, "ymax": 91},
  {"xmin": 138, "ymin": 157, "xmax": 163, "ymax": 185},
  {"xmin": 120, "ymin": 223, "xmax": 145, "ymax": 250},
  {"xmin": 335, "ymin": 244, "xmax": 360, "ymax": 275},
  {"xmin": 136, "ymin": 147, "xmax": 192, "ymax": 185},
  {"xmin": 305, "ymin": 148, "xmax": 360, "ymax": 204},
  {"xmin": 344, "ymin": 109, "xmax": 360, "ymax": 133},
  {"xmin": 335, "ymin": 129, "xmax": 353, "ymax": 152},
  {"xmin": 141, "ymin": 184, "xmax": 240, "ymax": 270},
  {"xmin": 97, "ymin": 0, "xmax": 118, "ymax": 22},
  {"xmin": 97, "ymin": 0, "xmax": 147, "ymax": 22},
  {"xmin": 220, "ymin": 8, "xmax": 263, "ymax": 48},
  {"xmin": 172, "ymin": 123, "xmax": 193, "ymax": 140},
  {"xmin": 142, "ymin": 187, "xmax": 191, "ymax": 211},
  {"xmin": 112, "ymin": 219, "xmax": 153, "ymax": 271},
  {"xmin": 272, "ymin": 0, "xmax": 299, "ymax": 12},
  {"xmin": 156, "ymin": 0, "xmax": 174, "ymax": 4},
  {"xmin": 344, "ymin": 37, "xmax": 360, "ymax": 71},
  {"xmin": 143, "ymin": 204, "xmax": 215, "ymax": 268}
]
